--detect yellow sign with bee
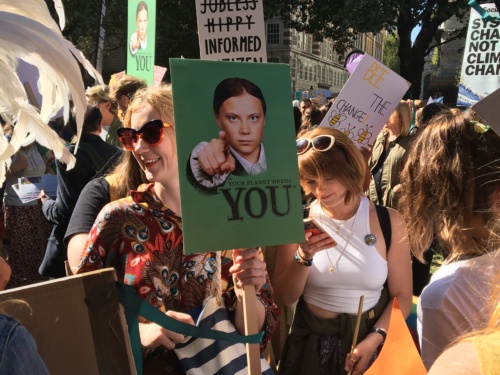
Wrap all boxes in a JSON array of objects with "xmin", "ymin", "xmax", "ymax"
[{"xmin": 320, "ymin": 54, "xmax": 410, "ymax": 149}]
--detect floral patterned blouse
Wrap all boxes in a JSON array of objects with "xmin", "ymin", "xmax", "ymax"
[{"xmin": 76, "ymin": 183, "xmax": 278, "ymax": 350}]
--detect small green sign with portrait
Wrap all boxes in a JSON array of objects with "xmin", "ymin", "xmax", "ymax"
[{"xmin": 126, "ymin": 0, "xmax": 156, "ymax": 85}]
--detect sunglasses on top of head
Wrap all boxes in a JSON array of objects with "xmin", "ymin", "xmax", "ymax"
[
  {"xmin": 296, "ymin": 135, "xmax": 336, "ymax": 155},
  {"xmin": 117, "ymin": 119, "xmax": 171, "ymax": 150}
]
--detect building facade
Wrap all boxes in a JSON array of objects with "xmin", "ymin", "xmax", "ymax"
[
  {"xmin": 100, "ymin": 17, "xmax": 385, "ymax": 98},
  {"xmin": 421, "ymin": 15, "xmax": 464, "ymax": 104},
  {"xmin": 265, "ymin": 17, "xmax": 385, "ymax": 97}
]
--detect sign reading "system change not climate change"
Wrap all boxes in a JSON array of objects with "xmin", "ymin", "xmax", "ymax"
[
  {"xmin": 458, "ymin": 3, "xmax": 500, "ymax": 106},
  {"xmin": 195, "ymin": 0, "xmax": 267, "ymax": 62}
]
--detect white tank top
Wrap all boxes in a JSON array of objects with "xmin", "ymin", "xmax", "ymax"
[{"xmin": 303, "ymin": 197, "xmax": 388, "ymax": 314}]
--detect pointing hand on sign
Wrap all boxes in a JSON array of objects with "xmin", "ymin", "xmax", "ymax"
[
  {"xmin": 187, "ymin": 78, "xmax": 267, "ymax": 195},
  {"xmin": 198, "ymin": 131, "xmax": 236, "ymax": 176}
]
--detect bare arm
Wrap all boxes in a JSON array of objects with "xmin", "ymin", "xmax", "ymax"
[
  {"xmin": 345, "ymin": 206, "xmax": 413, "ymax": 375},
  {"xmin": 230, "ymin": 248, "xmax": 267, "ymax": 333},
  {"xmin": 273, "ymin": 243, "xmax": 308, "ymax": 306},
  {"xmin": 385, "ymin": 207, "xmax": 413, "ymax": 317},
  {"xmin": 139, "ymin": 311, "xmax": 194, "ymax": 350},
  {"xmin": 67, "ymin": 233, "xmax": 89, "ymax": 270},
  {"xmin": 5, "ymin": 153, "xmax": 27, "ymax": 179},
  {"xmin": 362, "ymin": 207, "xmax": 413, "ymax": 332},
  {"xmin": 0, "ymin": 257, "xmax": 11, "ymax": 291},
  {"xmin": 428, "ymin": 341, "xmax": 480, "ymax": 375},
  {"xmin": 274, "ymin": 232, "xmax": 336, "ymax": 306}
]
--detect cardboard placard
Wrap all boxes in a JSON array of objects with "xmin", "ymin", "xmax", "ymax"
[
  {"xmin": 458, "ymin": 3, "xmax": 500, "ymax": 106},
  {"xmin": 171, "ymin": 58, "xmax": 304, "ymax": 254},
  {"xmin": 319, "ymin": 54, "xmax": 410, "ymax": 149},
  {"xmin": 0, "ymin": 269, "xmax": 136, "ymax": 375},
  {"xmin": 195, "ymin": 0, "xmax": 267, "ymax": 62},
  {"xmin": 472, "ymin": 87, "xmax": 500, "ymax": 134}
]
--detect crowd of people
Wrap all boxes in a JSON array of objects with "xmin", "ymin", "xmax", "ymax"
[{"xmin": 1, "ymin": 78, "xmax": 500, "ymax": 375}]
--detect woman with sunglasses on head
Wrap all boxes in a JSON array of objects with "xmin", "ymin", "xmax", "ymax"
[
  {"xmin": 73, "ymin": 85, "xmax": 278, "ymax": 373},
  {"xmin": 275, "ymin": 126, "xmax": 412, "ymax": 375}
]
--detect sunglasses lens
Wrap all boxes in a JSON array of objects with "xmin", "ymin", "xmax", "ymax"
[
  {"xmin": 118, "ymin": 129, "xmax": 136, "ymax": 150},
  {"xmin": 118, "ymin": 120, "xmax": 165, "ymax": 150},
  {"xmin": 296, "ymin": 139, "xmax": 309, "ymax": 154},
  {"xmin": 142, "ymin": 122, "xmax": 164, "ymax": 145},
  {"xmin": 313, "ymin": 136, "xmax": 333, "ymax": 151}
]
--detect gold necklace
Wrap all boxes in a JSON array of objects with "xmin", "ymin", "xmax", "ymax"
[
  {"xmin": 330, "ymin": 218, "xmax": 346, "ymax": 235},
  {"xmin": 324, "ymin": 198, "xmax": 361, "ymax": 273}
]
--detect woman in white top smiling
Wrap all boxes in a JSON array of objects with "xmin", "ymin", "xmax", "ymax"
[{"xmin": 275, "ymin": 126, "xmax": 412, "ymax": 375}]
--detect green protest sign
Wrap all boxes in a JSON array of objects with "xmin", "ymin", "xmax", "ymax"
[
  {"xmin": 171, "ymin": 59, "xmax": 304, "ymax": 254},
  {"xmin": 126, "ymin": 0, "xmax": 156, "ymax": 85}
]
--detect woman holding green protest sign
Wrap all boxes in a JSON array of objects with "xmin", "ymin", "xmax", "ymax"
[{"xmin": 73, "ymin": 85, "xmax": 278, "ymax": 373}]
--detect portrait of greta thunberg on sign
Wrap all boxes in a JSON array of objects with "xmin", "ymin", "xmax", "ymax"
[
  {"xmin": 129, "ymin": 1, "xmax": 148, "ymax": 56},
  {"xmin": 170, "ymin": 59, "xmax": 304, "ymax": 254},
  {"xmin": 187, "ymin": 77, "xmax": 267, "ymax": 195}
]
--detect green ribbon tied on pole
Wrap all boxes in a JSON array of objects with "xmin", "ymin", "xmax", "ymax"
[
  {"xmin": 116, "ymin": 282, "xmax": 264, "ymax": 375},
  {"xmin": 469, "ymin": 0, "xmax": 500, "ymax": 21}
]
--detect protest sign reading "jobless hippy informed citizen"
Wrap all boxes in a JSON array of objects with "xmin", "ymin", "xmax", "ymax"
[{"xmin": 195, "ymin": 0, "xmax": 267, "ymax": 62}]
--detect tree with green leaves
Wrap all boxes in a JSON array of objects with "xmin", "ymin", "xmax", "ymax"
[
  {"xmin": 45, "ymin": 0, "xmax": 127, "ymax": 63},
  {"xmin": 45, "ymin": 0, "xmax": 200, "ymax": 81},
  {"xmin": 48, "ymin": 0, "xmax": 488, "ymax": 97},
  {"xmin": 383, "ymin": 34, "xmax": 400, "ymax": 74},
  {"xmin": 264, "ymin": 0, "xmax": 477, "ymax": 98}
]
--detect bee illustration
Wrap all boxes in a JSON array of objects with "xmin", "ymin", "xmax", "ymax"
[
  {"xmin": 328, "ymin": 110, "xmax": 347, "ymax": 128},
  {"xmin": 355, "ymin": 125, "xmax": 374, "ymax": 145},
  {"xmin": 339, "ymin": 123, "xmax": 355, "ymax": 139}
]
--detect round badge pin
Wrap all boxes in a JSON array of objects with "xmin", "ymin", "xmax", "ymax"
[{"xmin": 364, "ymin": 234, "xmax": 377, "ymax": 246}]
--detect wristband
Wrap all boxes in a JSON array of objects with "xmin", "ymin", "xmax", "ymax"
[
  {"xmin": 370, "ymin": 327, "xmax": 387, "ymax": 343},
  {"xmin": 294, "ymin": 249, "xmax": 313, "ymax": 267}
]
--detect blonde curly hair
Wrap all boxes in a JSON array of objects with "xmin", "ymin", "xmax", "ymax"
[{"xmin": 85, "ymin": 85, "xmax": 118, "ymax": 116}]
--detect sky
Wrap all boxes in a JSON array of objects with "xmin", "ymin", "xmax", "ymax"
[{"xmin": 411, "ymin": 25, "xmax": 421, "ymax": 43}]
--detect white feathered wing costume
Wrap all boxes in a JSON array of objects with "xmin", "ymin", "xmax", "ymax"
[{"xmin": 0, "ymin": 0, "xmax": 103, "ymax": 184}]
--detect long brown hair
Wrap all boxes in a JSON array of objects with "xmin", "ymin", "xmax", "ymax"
[
  {"xmin": 105, "ymin": 153, "xmax": 146, "ymax": 201},
  {"xmin": 399, "ymin": 111, "xmax": 500, "ymax": 262}
]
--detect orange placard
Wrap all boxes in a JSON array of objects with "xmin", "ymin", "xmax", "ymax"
[{"xmin": 365, "ymin": 299, "xmax": 426, "ymax": 375}]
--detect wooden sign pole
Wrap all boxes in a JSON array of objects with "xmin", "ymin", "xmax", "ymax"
[
  {"xmin": 348, "ymin": 295, "xmax": 365, "ymax": 375},
  {"xmin": 243, "ymin": 285, "xmax": 261, "ymax": 375}
]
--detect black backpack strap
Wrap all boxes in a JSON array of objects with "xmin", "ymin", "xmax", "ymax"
[
  {"xmin": 75, "ymin": 142, "xmax": 106, "ymax": 175},
  {"xmin": 375, "ymin": 204, "xmax": 391, "ymax": 251}
]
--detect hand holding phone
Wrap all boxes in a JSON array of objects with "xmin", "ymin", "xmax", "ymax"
[{"xmin": 304, "ymin": 218, "xmax": 325, "ymax": 236}]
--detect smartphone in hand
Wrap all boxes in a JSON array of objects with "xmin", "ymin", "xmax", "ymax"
[{"xmin": 304, "ymin": 218, "xmax": 325, "ymax": 236}]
